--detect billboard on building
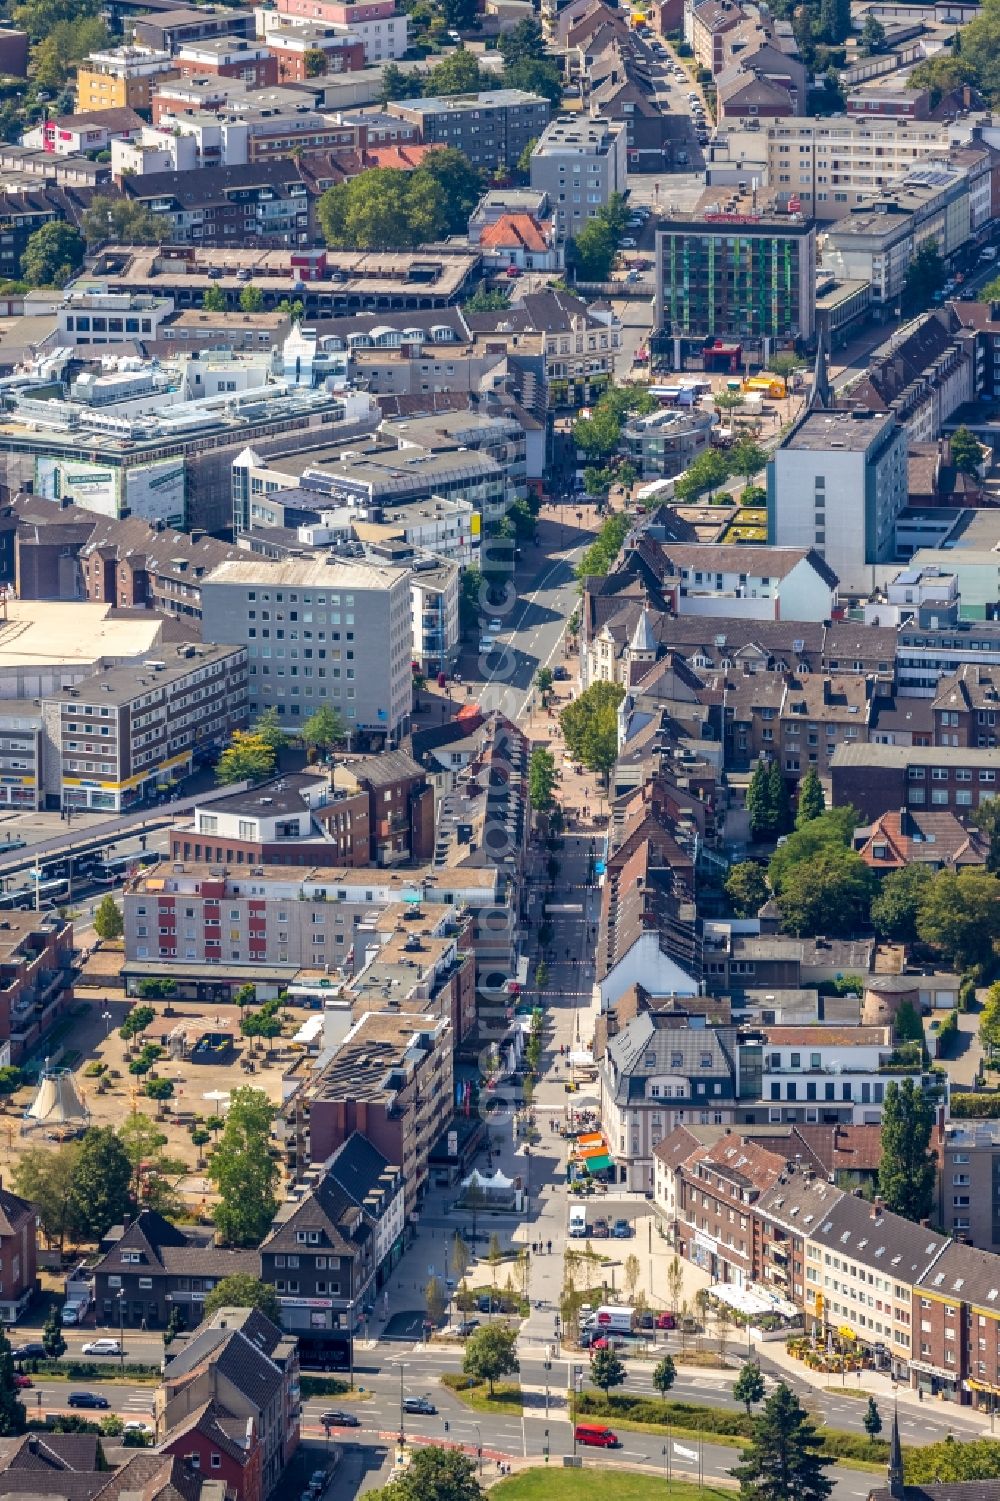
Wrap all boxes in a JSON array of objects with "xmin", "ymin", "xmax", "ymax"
[{"xmin": 35, "ymin": 456, "xmax": 119, "ymax": 516}]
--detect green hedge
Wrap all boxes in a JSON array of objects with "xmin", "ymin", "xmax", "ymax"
[
  {"xmin": 29, "ymin": 1360, "xmax": 161, "ymax": 1382},
  {"xmin": 576, "ymin": 1392, "xmax": 890, "ymax": 1464},
  {"xmin": 300, "ymin": 1375, "xmax": 349, "ymax": 1398},
  {"xmin": 950, "ymin": 1093, "xmax": 1000, "ymax": 1118}
]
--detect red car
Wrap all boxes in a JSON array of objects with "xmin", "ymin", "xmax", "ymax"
[
  {"xmin": 505, "ymin": 265, "xmax": 522, "ymax": 278},
  {"xmin": 656, "ymin": 1312, "xmax": 676, "ymax": 1330},
  {"xmin": 13, "ymin": 1375, "xmax": 31, "ymax": 1389}
]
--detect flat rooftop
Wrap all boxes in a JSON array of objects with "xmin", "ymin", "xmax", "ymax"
[
  {"xmin": 203, "ymin": 556, "xmax": 404, "ymax": 592},
  {"xmin": 96, "ymin": 245, "xmax": 480, "ymax": 299},
  {"xmin": 0, "ymin": 601, "xmax": 163, "ymax": 674},
  {"xmin": 392, "ymin": 89, "xmax": 546, "ymax": 113},
  {"xmin": 53, "ymin": 641, "xmax": 243, "ymax": 707},
  {"xmin": 783, "ymin": 408, "xmax": 893, "ymax": 452}
]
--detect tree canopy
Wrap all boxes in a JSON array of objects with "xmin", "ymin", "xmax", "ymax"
[
  {"xmin": 206, "ymin": 1087, "xmax": 279, "ymax": 1247},
  {"xmin": 21, "ymin": 222, "xmax": 84, "ymax": 287},
  {"xmin": 80, "ymin": 196, "xmax": 168, "ymax": 247},
  {"xmin": 725, "ymin": 862, "xmax": 769, "ymax": 919},
  {"xmin": 879, "ymin": 1077, "xmax": 936, "ymax": 1223},
  {"xmin": 916, "ymin": 869, "xmax": 1000, "ymax": 969},
  {"xmin": 318, "ymin": 148, "xmax": 484, "ymax": 250},
  {"xmin": 559, "ymin": 680, "xmax": 625, "ymax": 783},
  {"xmin": 378, "ymin": 1447, "xmax": 484, "ymax": 1501},
  {"xmin": 576, "ymin": 512, "xmax": 631, "ymax": 579},
  {"xmin": 203, "ymin": 1275, "xmax": 281, "ymax": 1323},
  {"xmin": 950, "ymin": 425, "xmax": 986, "ymax": 477},
  {"xmin": 216, "ymin": 730, "xmax": 277, "ymax": 786},
  {"xmin": 732, "ymin": 1383, "xmax": 833, "ymax": 1501},
  {"xmin": 870, "ymin": 864, "xmax": 934, "ymax": 944},
  {"xmin": 462, "ymin": 1323, "xmax": 519, "ymax": 1393}
]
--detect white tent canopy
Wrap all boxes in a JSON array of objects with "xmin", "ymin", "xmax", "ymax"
[
  {"xmin": 462, "ymin": 1168, "xmax": 514, "ymax": 1191},
  {"xmin": 25, "ymin": 1066, "xmax": 89, "ymax": 1129}
]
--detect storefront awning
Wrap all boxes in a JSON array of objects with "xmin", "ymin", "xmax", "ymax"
[{"xmin": 583, "ymin": 1153, "xmax": 612, "ymax": 1174}]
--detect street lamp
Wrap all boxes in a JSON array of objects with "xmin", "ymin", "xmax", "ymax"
[
  {"xmin": 102, "ymin": 1009, "xmax": 112, "ymax": 1039},
  {"xmin": 474, "ymin": 1422, "xmax": 483, "ymax": 1476},
  {"xmin": 398, "ymin": 1362, "xmax": 408, "ymax": 1450},
  {"xmin": 117, "ymin": 1290, "xmax": 125, "ymax": 1375}
]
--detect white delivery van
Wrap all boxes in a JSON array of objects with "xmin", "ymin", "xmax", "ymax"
[{"xmin": 569, "ymin": 1205, "xmax": 588, "ymax": 1237}]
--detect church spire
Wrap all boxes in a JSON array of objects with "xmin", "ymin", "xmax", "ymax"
[
  {"xmin": 887, "ymin": 1405, "xmax": 904, "ymax": 1501},
  {"xmin": 810, "ymin": 315, "xmax": 831, "ymax": 411}
]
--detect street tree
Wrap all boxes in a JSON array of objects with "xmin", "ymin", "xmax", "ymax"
[
  {"xmin": 624, "ymin": 1253, "xmax": 641, "ymax": 1300},
  {"xmin": 861, "ymin": 12, "xmax": 887, "ymax": 51},
  {"xmin": 70, "ymin": 1127, "xmax": 132, "ymax": 1239},
  {"xmin": 795, "ymin": 769, "xmax": 825, "ymax": 827},
  {"xmin": 13, "ymin": 1143, "xmax": 81, "ymax": 1251},
  {"xmin": 767, "ymin": 762, "xmax": 791, "ymax": 836},
  {"xmin": 972, "ymin": 798, "xmax": 1000, "ymax": 874},
  {"xmin": 463, "ymin": 1323, "xmax": 519, "ymax": 1393},
  {"xmin": 144, "ymin": 1077, "xmax": 174, "ymax": 1116},
  {"xmin": 202, "ymin": 286, "xmax": 226, "ymax": 312},
  {"xmin": 903, "ymin": 238, "xmax": 945, "ymax": 314},
  {"xmin": 239, "ymin": 284, "xmax": 264, "ymax": 313},
  {"xmin": 529, "ymin": 747, "xmax": 557, "ymax": 812},
  {"xmin": 666, "ymin": 1255, "xmax": 684, "ymax": 1313},
  {"xmin": 252, "ymin": 706, "xmax": 288, "ymax": 756},
  {"xmin": 425, "ymin": 1276, "xmax": 447, "ymax": 1328},
  {"xmin": 450, "ymin": 1231, "xmax": 471, "ymax": 1284},
  {"xmin": 863, "ymin": 1397, "xmax": 882, "ymax": 1445},
  {"xmin": 93, "ymin": 894, "xmax": 123, "ymax": 942},
  {"xmin": 424, "ymin": 48, "xmax": 484, "ymax": 96},
  {"xmin": 733, "ymin": 1361, "xmax": 766, "ymax": 1416},
  {"xmin": 730, "ymin": 436, "xmax": 768, "ymax": 488},
  {"xmin": 559, "ymin": 680, "xmax": 625, "ymax": 785},
  {"xmin": 302, "ymin": 705, "xmax": 347, "ymax": 759},
  {"xmin": 379, "ymin": 1447, "xmax": 483, "ymax": 1501},
  {"xmin": 652, "ymin": 1355, "xmax": 676, "ymax": 1397},
  {"xmin": 731, "ymin": 1382, "xmax": 833, "ymax": 1501},
  {"xmin": 203, "ymin": 1275, "xmax": 281, "ymax": 1324},
  {"xmin": 0, "ymin": 1068, "xmax": 21, "ymax": 1099},
  {"xmin": 535, "ymin": 667, "xmax": 553, "ymax": 702},
  {"xmin": 0, "ymin": 1329, "xmax": 24, "ymax": 1437},
  {"xmin": 880, "ymin": 1077, "xmax": 936, "ymax": 1223},
  {"xmin": 674, "ymin": 448, "xmax": 730, "ymax": 501},
  {"xmin": 590, "ymin": 1346, "xmax": 626, "ymax": 1395},
  {"xmin": 206, "ymin": 1086, "xmax": 279, "ymax": 1247},
  {"xmin": 42, "ymin": 1304, "xmax": 66, "ymax": 1360},
  {"xmin": 746, "ymin": 761, "xmax": 778, "ymax": 841},
  {"xmin": 215, "ymin": 730, "xmax": 276, "ymax": 786}
]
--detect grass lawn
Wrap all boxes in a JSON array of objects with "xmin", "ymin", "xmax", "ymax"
[
  {"xmin": 441, "ymin": 1374, "xmax": 523, "ymax": 1416},
  {"xmin": 494, "ymin": 1472, "xmax": 733, "ymax": 1501}
]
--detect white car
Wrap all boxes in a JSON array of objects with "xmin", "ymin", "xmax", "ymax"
[
  {"xmin": 123, "ymin": 1420, "xmax": 152, "ymax": 1436},
  {"xmin": 620, "ymin": 237, "xmax": 637, "ymax": 249},
  {"xmin": 82, "ymin": 1338, "xmax": 122, "ymax": 1356}
]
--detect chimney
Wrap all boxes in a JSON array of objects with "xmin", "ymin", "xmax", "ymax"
[{"xmin": 870, "ymin": 1194, "xmax": 883, "ymax": 1220}]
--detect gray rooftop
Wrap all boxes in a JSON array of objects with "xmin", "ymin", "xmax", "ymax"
[{"xmin": 783, "ymin": 408, "xmax": 895, "ymax": 452}]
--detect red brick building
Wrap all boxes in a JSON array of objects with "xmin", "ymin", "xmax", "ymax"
[
  {"xmin": 159, "ymin": 1400, "xmax": 262, "ymax": 1501},
  {"xmin": 0, "ymin": 1182, "xmax": 37, "ymax": 1323}
]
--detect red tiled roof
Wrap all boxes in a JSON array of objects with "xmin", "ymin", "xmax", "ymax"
[
  {"xmin": 480, "ymin": 213, "xmax": 550, "ymax": 254},
  {"xmin": 364, "ymin": 144, "xmax": 433, "ymax": 170}
]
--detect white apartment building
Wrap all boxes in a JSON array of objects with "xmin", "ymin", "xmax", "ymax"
[
  {"xmin": 765, "ymin": 115, "xmax": 972, "ymax": 220},
  {"xmin": 769, "ymin": 408, "xmax": 908, "ymax": 594},
  {"xmin": 751, "ymin": 1026, "xmax": 941, "ymax": 1127},
  {"xmin": 530, "ymin": 116, "xmax": 627, "ymax": 239}
]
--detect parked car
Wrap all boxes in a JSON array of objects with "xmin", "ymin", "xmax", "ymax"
[
  {"xmin": 81, "ymin": 1339, "xmax": 122, "ymax": 1356},
  {"xmin": 612, "ymin": 1219, "xmax": 633, "ymax": 1238},
  {"xmin": 456, "ymin": 1319, "xmax": 480, "ymax": 1337},
  {"xmin": 637, "ymin": 1312, "xmax": 655, "ymax": 1330},
  {"xmin": 12, "ymin": 1375, "xmax": 31, "ymax": 1389},
  {"xmin": 592, "ymin": 1217, "xmax": 610, "ymax": 1237},
  {"xmin": 656, "ymin": 1311, "xmax": 677, "ymax": 1330},
  {"xmin": 123, "ymin": 1421, "xmax": 152, "ymax": 1436},
  {"xmin": 620, "ymin": 237, "xmax": 637, "ymax": 249},
  {"xmin": 403, "ymin": 1396, "xmax": 437, "ymax": 1415},
  {"xmin": 553, "ymin": 665, "xmax": 569, "ymax": 680},
  {"xmin": 68, "ymin": 1392, "xmax": 109, "ymax": 1409},
  {"xmin": 11, "ymin": 1343, "xmax": 45, "ymax": 1361},
  {"xmin": 321, "ymin": 1410, "xmax": 360, "ymax": 1427}
]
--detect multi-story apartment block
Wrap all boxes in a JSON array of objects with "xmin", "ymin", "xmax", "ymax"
[
  {"xmin": 170, "ymin": 772, "xmax": 372, "ymax": 869},
  {"xmin": 768, "ymin": 408, "xmax": 908, "ymax": 594},
  {"xmin": 39, "ymin": 643, "xmax": 248, "ymax": 814},
  {"xmin": 388, "ymin": 90, "xmax": 551, "ymax": 171},
  {"xmin": 347, "ymin": 901, "xmax": 476, "ymax": 1043},
  {"xmin": 264, "ymin": 24, "xmax": 365, "ymax": 79},
  {"xmin": 931, "ymin": 663, "xmax": 1000, "ymax": 749},
  {"xmin": 766, "ymin": 116, "xmax": 971, "ymax": 221},
  {"xmin": 599, "ymin": 1010, "xmax": 739, "ymax": 1191},
  {"xmin": 0, "ymin": 703, "xmax": 43, "ymax": 812},
  {"xmin": 260, "ymin": 1159, "xmax": 375, "ymax": 1367},
  {"xmin": 530, "ymin": 116, "xmax": 627, "ymax": 239},
  {"xmin": 123, "ymin": 864, "xmax": 376, "ymax": 996},
  {"xmin": 831, "ymin": 742, "xmax": 1000, "ymax": 822},
  {"xmin": 654, "ymin": 195, "xmax": 816, "ymax": 361},
  {"xmin": 280, "ymin": 1009, "xmax": 453, "ymax": 1204},
  {"xmin": 739, "ymin": 1026, "xmax": 942, "ymax": 1128},
  {"xmin": 176, "ymin": 39, "xmax": 279, "ymax": 87},
  {"xmin": 199, "ymin": 557, "xmax": 413, "ymax": 743},
  {"xmin": 75, "ymin": 46, "xmax": 178, "ymax": 114},
  {"xmin": 132, "ymin": 6, "xmax": 256, "ymax": 52},
  {"xmin": 0, "ymin": 913, "xmax": 76, "ymax": 1067},
  {"xmin": 937, "ymin": 1122, "xmax": 1000, "ymax": 1252},
  {"xmin": 270, "ymin": 0, "xmax": 407, "ymax": 62}
]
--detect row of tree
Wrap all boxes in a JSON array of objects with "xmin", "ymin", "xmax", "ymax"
[
  {"xmin": 216, "ymin": 704, "xmax": 346, "ymax": 785},
  {"xmin": 380, "ymin": 25, "xmax": 562, "ymax": 109},
  {"xmin": 13, "ymin": 1086, "xmax": 277, "ymax": 1251},
  {"xmin": 317, "ymin": 147, "xmax": 485, "ymax": 251}
]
